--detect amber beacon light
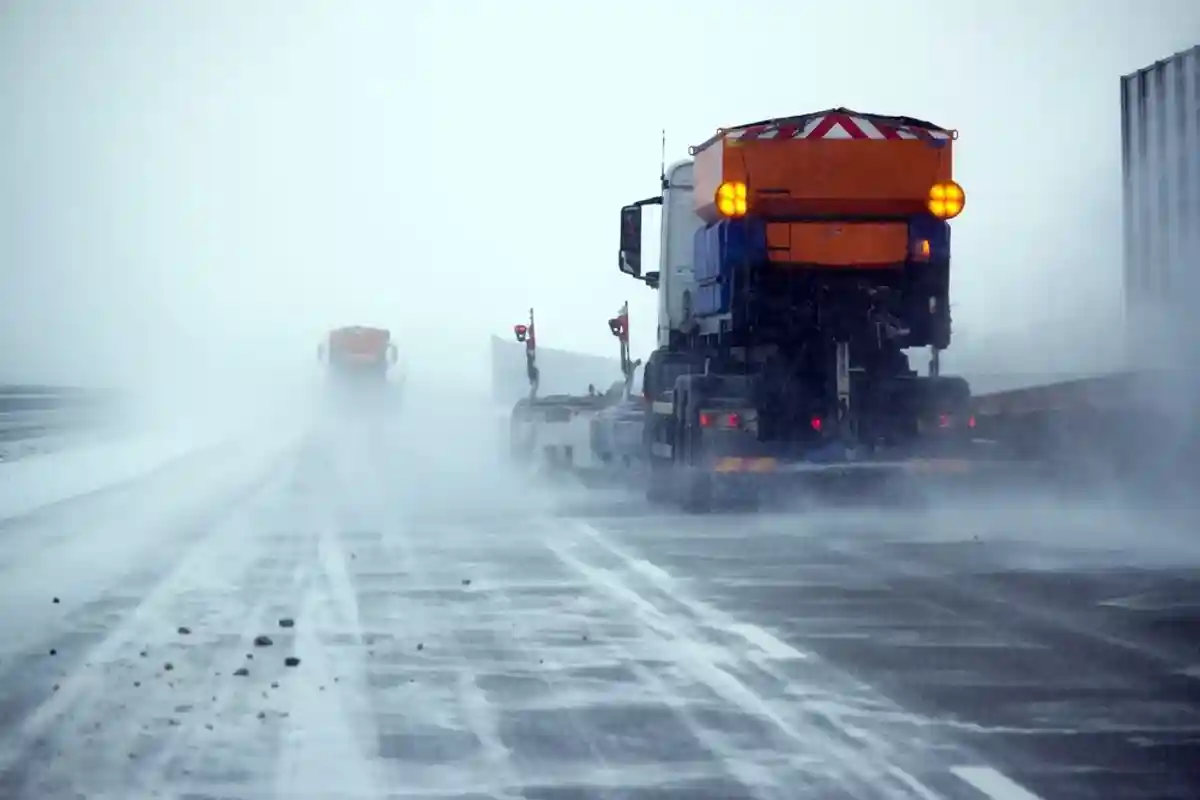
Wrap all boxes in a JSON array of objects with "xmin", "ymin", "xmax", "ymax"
[
  {"xmin": 927, "ymin": 181, "xmax": 965, "ymax": 220},
  {"xmin": 716, "ymin": 181, "xmax": 749, "ymax": 218}
]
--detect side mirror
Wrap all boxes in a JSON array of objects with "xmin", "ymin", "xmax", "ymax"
[
  {"xmin": 643, "ymin": 271, "xmax": 660, "ymax": 290},
  {"xmin": 618, "ymin": 204, "xmax": 642, "ymax": 278}
]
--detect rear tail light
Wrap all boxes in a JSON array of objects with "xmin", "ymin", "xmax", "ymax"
[
  {"xmin": 930, "ymin": 412, "xmax": 975, "ymax": 430},
  {"xmin": 810, "ymin": 416, "xmax": 823, "ymax": 432},
  {"xmin": 913, "ymin": 239, "xmax": 931, "ymax": 261},
  {"xmin": 699, "ymin": 410, "xmax": 746, "ymax": 430}
]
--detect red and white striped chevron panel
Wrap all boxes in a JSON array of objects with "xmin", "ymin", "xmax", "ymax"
[{"xmin": 724, "ymin": 111, "xmax": 952, "ymax": 143}]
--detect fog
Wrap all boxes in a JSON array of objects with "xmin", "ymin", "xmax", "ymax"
[
  {"xmin": 5, "ymin": 8, "xmax": 1200, "ymax": 793},
  {"xmin": 2, "ymin": 1, "xmax": 1198, "ymax": 398}
]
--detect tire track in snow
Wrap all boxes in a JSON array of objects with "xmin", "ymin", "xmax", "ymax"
[
  {"xmin": 335, "ymin": 515, "xmax": 537, "ymax": 798},
  {"xmin": 273, "ymin": 524, "xmax": 388, "ymax": 800},
  {"xmin": 335, "ymin": 509, "xmax": 761, "ymax": 797}
]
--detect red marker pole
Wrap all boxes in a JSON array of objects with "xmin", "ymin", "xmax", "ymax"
[{"xmin": 515, "ymin": 308, "xmax": 539, "ymax": 401}]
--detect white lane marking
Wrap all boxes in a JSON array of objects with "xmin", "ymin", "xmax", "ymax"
[
  {"xmin": 727, "ymin": 623, "xmax": 809, "ymax": 661},
  {"xmin": 546, "ymin": 543, "xmax": 827, "ymax": 798},
  {"xmin": 274, "ymin": 553, "xmax": 386, "ymax": 800},
  {"xmin": 889, "ymin": 766, "xmax": 946, "ymax": 800},
  {"xmin": 569, "ymin": 519, "xmax": 1060, "ymax": 800},
  {"xmin": 951, "ymin": 767, "xmax": 1045, "ymax": 800},
  {"xmin": 570, "ymin": 520, "xmax": 810, "ymax": 663},
  {"xmin": 546, "ymin": 538, "xmax": 931, "ymax": 799}
]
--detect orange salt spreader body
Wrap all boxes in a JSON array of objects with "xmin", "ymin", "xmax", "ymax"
[{"xmin": 691, "ymin": 108, "xmax": 962, "ymax": 270}]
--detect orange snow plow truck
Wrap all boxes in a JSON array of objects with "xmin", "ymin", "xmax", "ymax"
[{"xmin": 317, "ymin": 326, "xmax": 399, "ymax": 395}]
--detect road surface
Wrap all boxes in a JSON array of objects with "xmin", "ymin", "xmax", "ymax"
[{"xmin": 0, "ymin": 401, "xmax": 1197, "ymax": 799}]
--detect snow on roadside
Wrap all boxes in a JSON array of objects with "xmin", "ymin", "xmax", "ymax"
[
  {"xmin": 0, "ymin": 399, "xmax": 311, "ymax": 523},
  {"xmin": 0, "ymin": 430, "xmax": 112, "ymax": 463},
  {"xmin": 0, "ymin": 421, "xmax": 307, "ymax": 662}
]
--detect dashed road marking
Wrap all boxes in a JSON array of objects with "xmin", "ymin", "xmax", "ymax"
[
  {"xmin": 888, "ymin": 766, "xmax": 945, "ymax": 800},
  {"xmin": 951, "ymin": 766, "xmax": 1045, "ymax": 800},
  {"xmin": 570, "ymin": 520, "xmax": 811, "ymax": 663}
]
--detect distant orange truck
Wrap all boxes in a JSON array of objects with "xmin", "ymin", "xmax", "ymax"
[{"xmin": 317, "ymin": 326, "xmax": 398, "ymax": 386}]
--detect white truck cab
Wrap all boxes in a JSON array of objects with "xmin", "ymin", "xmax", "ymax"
[{"xmin": 618, "ymin": 159, "xmax": 706, "ymax": 349}]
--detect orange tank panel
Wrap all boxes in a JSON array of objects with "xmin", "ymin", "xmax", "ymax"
[
  {"xmin": 765, "ymin": 221, "xmax": 910, "ymax": 268},
  {"xmin": 693, "ymin": 134, "xmax": 953, "ymax": 223},
  {"xmin": 330, "ymin": 326, "xmax": 390, "ymax": 356}
]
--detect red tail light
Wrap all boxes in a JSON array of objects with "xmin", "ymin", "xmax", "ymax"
[
  {"xmin": 967, "ymin": 415, "xmax": 976, "ymax": 429},
  {"xmin": 699, "ymin": 411, "xmax": 744, "ymax": 429},
  {"xmin": 810, "ymin": 417, "xmax": 822, "ymax": 432},
  {"xmin": 938, "ymin": 413, "xmax": 951, "ymax": 429}
]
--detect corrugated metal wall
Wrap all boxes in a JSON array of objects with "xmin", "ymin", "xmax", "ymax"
[{"xmin": 1121, "ymin": 45, "xmax": 1200, "ymax": 367}]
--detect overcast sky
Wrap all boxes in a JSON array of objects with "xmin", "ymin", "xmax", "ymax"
[{"xmin": 2, "ymin": 0, "xmax": 1198, "ymax": 390}]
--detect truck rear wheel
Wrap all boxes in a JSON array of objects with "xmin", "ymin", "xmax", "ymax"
[{"xmin": 673, "ymin": 377, "xmax": 715, "ymax": 514}]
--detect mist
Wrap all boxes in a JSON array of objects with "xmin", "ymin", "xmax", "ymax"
[{"xmin": 2, "ymin": 0, "xmax": 1198, "ymax": 402}]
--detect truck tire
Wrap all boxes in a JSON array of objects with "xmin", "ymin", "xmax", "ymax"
[{"xmin": 673, "ymin": 376, "xmax": 715, "ymax": 514}]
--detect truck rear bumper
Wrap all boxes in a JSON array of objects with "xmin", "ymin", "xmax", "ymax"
[
  {"xmin": 701, "ymin": 447, "xmax": 1024, "ymax": 505},
  {"xmin": 710, "ymin": 456, "xmax": 977, "ymax": 476}
]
